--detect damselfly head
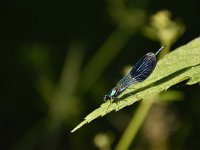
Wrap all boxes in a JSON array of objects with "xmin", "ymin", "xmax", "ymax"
[
  {"xmin": 104, "ymin": 87, "xmax": 119, "ymax": 101},
  {"xmin": 104, "ymin": 95, "xmax": 111, "ymax": 101}
]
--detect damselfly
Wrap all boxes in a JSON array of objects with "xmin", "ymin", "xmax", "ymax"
[{"xmin": 104, "ymin": 46, "xmax": 165, "ymax": 101}]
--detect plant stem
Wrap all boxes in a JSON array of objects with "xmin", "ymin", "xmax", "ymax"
[{"xmin": 115, "ymin": 98, "xmax": 155, "ymax": 150}]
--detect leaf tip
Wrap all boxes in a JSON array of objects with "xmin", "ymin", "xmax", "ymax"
[
  {"xmin": 71, "ymin": 120, "xmax": 87, "ymax": 133},
  {"xmin": 71, "ymin": 125, "xmax": 80, "ymax": 133}
]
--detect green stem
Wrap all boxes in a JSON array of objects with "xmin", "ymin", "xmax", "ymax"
[{"xmin": 115, "ymin": 98, "xmax": 155, "ymax": 150}]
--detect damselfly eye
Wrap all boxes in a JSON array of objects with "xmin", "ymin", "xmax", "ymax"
[{"xmin": 104, "ymin": 95, "xmax": 111, "ymax": 101}]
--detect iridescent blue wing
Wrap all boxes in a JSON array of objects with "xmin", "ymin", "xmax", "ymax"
[
  {"xmin": 130, "ymin": 46, "xmax": 165, "ymax": 81},
  {"xmin": 116, "ymin": 74, "xmax": 137, "ymax": 91},
  {"xmin": 116, "ymin": 52, "xmax": 157, "ymax": 91},
  {"xmin": 130, "ymin": 52, "xmax": 156, "ymax": 82}
]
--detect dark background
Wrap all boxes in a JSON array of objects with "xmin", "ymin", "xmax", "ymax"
[{"xmin": 1, "ymin": 0, "xmax": 200, "ymax": 150}]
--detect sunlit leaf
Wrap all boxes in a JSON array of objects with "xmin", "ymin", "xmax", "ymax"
[{"xmin": 71, "ymin": 37, "xmax": 200, "ymax": 132}]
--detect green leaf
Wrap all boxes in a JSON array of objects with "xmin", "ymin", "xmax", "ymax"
[{"xmin": 71, "ymin": 37, "xmax": 200, "ymax": 133}]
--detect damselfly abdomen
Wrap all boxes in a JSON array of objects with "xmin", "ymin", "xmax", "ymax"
[{"xmin": 104, "ymin": 46, "xmax": 165, "ymax": 101}]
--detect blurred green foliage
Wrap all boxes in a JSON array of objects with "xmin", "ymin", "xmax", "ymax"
[{"xmin": 1, "ymin": 0, "xmax": 200, "ymax": 150}]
